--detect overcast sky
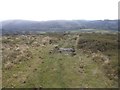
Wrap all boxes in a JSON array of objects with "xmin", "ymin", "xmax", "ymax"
[{"xmin": 0, "ymin": 0, "xmax": 119, "ymax": 21}]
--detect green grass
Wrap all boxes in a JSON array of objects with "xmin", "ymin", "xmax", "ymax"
[{"xmin": 2, "ymin": 32, "xmax": 118, "ymax": 88}]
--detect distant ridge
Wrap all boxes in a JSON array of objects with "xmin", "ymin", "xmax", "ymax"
[{"xmin": 1, "ymin": 19, "xmax": 118, "ymax": 34}]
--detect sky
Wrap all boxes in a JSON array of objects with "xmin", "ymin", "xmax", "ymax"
[{"xmin": 0, "ymin": 0, "xmax": 119, "ymax": 21}]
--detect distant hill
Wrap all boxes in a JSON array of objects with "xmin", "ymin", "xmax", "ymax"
[{"xmin": 1, "ymin": 19, "xmax": 118, "ymax": 34}]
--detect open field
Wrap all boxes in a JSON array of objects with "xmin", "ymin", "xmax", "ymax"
[{"xmin": 2, "ymin": 32, "xmax": 119, "ymax": 88}]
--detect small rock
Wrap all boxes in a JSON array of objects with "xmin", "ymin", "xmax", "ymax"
[{"xmin": 23, "ymin": 81, "xmax": 26, "ymax": 83}]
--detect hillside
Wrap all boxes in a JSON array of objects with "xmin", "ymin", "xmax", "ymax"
[
  {"xmin": 2, "ymin": 20, "xmax": 118, "ymax": 34},
  {"xmin": 2, "ymin": 32, "xmax": 118, "ymax": 88}
]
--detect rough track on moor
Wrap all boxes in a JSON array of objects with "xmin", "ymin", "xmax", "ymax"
[{"xmin": 2, "ymin": 32, "xmax": 119, "ymax": 88}]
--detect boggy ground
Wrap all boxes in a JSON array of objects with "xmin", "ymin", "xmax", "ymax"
[{"xmin": 2, "ymin": 32, "xmax": 119, "ymax": 88}]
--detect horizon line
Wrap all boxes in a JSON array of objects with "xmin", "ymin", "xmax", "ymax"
[{"xmin": 1, "ymin": 19, "xmax": 118, "ymax": 22}]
